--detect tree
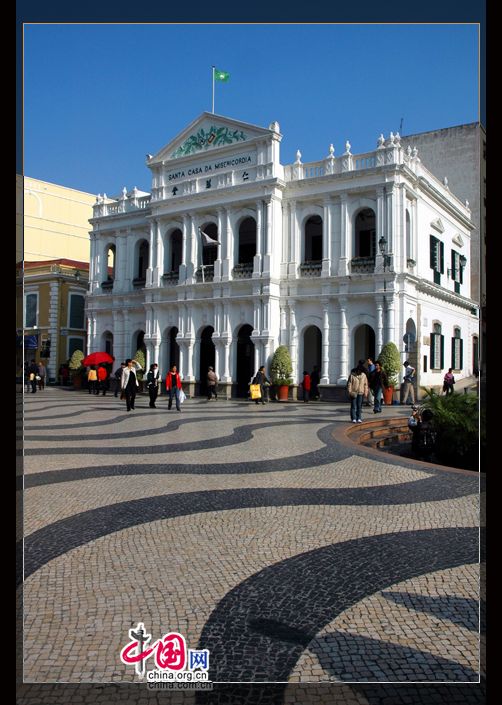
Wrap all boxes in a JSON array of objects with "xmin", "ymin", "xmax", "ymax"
[
  {"xmin": 270, "ymin": 346, "xmax": 293, "ymax": 386},
  {"xmin": 377, "ymin": 341, "xmax": 401, "ymax": 388}
]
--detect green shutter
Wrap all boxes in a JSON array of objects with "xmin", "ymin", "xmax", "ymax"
[
  {"xmin": 440, "ymin": 335, "xmax": 444, "ymax": 369},
  {"xmin": 451, "ymin": 337, "xmax": 455, "ymax": 369},
  {"xmin": 460, "ymin": 339, "xmax": 463, "ymax": 369},
  {"xmin": 430, "ymin": 236, "xmax": 437, "ymax": 269},
  {"xmin": 460, "ymin": 259, "xmax": 464, "ymax": 284},
  {"xmin": 440, "ymin": 242, "xmax": 444, "ymax": 274},
  {"xmin": 431, "ymin": 334, "xmax": 436, "ymax": 368},
  {"xmin": 451, "ymin": 250, "xmax": 456, "ymax": 281}
]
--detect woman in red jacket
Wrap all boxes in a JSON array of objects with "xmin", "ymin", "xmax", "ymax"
[
  {"xmin": 302, "ymin": 371, "xmax": 311, "ymax": 403},
  {"xmin": 165, "ymin": 364, "xmax": 182, "ymax": 411}
]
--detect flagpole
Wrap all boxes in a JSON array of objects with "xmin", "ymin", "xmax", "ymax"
[{"xmin": 211, "ymin": 66, "xmax": 215, "ymax": 113}]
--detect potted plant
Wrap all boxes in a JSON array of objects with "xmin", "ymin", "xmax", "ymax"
[
  {"xmin": 270, "ymin": 345, "xmax": 293, "ymax": 401},
  {"xmin": 69, "ymin": 349, "xmax": 85, "ymax": 389},
  {"xmin": 377, "ymin": 341, "xmax": 401, "ymax": 405}
]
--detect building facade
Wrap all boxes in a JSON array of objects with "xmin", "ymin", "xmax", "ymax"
[
  {"xmin": 16, "ymin": 259, "xmax": 89, "ymax": 383},
  {"xmin": 87, "ymin": 113, "xmax": 479, "ymax": 398}
]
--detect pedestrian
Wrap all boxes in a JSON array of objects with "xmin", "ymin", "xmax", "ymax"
[
  {"xmin": 252, "ymin": 365, "xmax": 270, "ymax": 405},
  {"xmin": 121, "ymin": 358, "xmax": 142, "ymax": 411},
  {"xmin": 207, "ymin": 366, "xmax": 218, "ymax": 401},
  {"xmin": 346, "ymin": 360, "xmax": 369, "ymax": 423},
  {"xmin": 369, "ymin": 360, "xmax": 388, "ymax": 414},
  {"xmin": 97, "ymin": 364, "xmax": 108, "ymax": 395},
  {"xmin": 87, "ymin": 365, "xmax": 98, "ymax": 395},
  {"xmin": 114, "ymin": 362, "xmax": 126, "ymax": 397},
  {"xmin": 443, "ymin": 368, "xmax": 455, "ymax": 395},
  {"xmin": 310, "ymin": 365, "xmax": 320, "ymax": 400},
  {"xmin": 401, "ymin": 360, "xmax": 416, "ymax": 405},
  {"xmin": 24, "ymin": 361, "xmax": 31, "ymax": 393},
  {"xmin": 147, "ymin": 363, "xmax": 161, "ymax": 408},
  {"xmin": 61, "ymin": 364, "xmax": 69, "ymax": 386},
  {"xmin": 37, "ymin": 361, "xmax": 46, "ymax": 390},
  {"xmin": 302, "ymin": 371, "xmax": 311, "ymax": 403},
  {"xmin": 165, "ymin": 364, "xmax": 182, "ymax": 411},
  {"xmin": 28, "ymin": 360, "xmax": 39, "ymax": 394},
  {"xmin": 408, "ymin": 404, "xmax": 422, "ymax": 455},
  {"xmin": 364, "ymin": 357, "xmax": 375, "ymax": 407}
]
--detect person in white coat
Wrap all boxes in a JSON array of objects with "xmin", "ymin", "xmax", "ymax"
[{"xmin": 120, "ymin": 358, "xmax": 142, "ymax": 412}]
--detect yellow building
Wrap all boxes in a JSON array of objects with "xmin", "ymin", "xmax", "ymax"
[
  {"xmin": 16, "ymin": 175, "xmax": 96, "ymax": 383},
  {"xmin": 16, "ymin": 260, "xmax": 89, "ymax": 383},
  {"xmin": 21, "ymin": 176, "xmax": 96, "ymax": 262}
]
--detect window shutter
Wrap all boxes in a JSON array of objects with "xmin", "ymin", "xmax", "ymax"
[
  {"xmin": 430, "ymin": 334, "xmax": 435, "ymax": 368},
  {"xmin": 460, "ymin": 339, "xmax": 463, "ymax": 369},
  {"xmin": 430, "ymin": 236, "xmax": 437, "ymax": 269},
  {"xmin": 451, "ymin": 250, "xmax": 456, "ymax": 281},
  {"xmin": 440, "ymin": 242, "xmax": 444, "ymax": 274},
  {"xmin": 460, "ymin": 259, "xmax": 464, "ymax": 284},
  {"xmin": 451, "ymin": 337, "xmax": 455, "ymax": 369},
  {"xmin": 440, "ymin": 335, "xmax": 445, "ymax": 369}
]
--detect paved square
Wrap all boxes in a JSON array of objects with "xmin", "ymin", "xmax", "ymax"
[{"xmin": 18, "ymin": 388, "xmax": 484, "ymax": 703}]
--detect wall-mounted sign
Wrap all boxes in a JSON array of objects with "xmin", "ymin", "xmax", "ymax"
[{"xmin": 165, "ymin": 152, "xmax": 256, "ymax": 184}]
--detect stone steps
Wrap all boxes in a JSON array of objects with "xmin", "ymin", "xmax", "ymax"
[{"xmin": 347, "ymin": 417, "xmax": 411, "ymax": 449}]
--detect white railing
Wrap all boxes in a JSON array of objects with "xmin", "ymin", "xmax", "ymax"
[{"xmin": 354, "ymin": 153, "xmax": 377, "ymax": 170}]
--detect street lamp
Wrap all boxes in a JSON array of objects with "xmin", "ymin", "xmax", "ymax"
[
  {"xmin": 459, "ymin": 254, "xmax": 467, "ymax": 270},
  {"xmin": 378, "ymin": 235, "xmax": 391, "ymax": 271}
]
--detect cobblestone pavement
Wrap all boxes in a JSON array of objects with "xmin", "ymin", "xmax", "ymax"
[{"xmin": 17, "ymin": 389, "xmax": 484, "ymax": 705}]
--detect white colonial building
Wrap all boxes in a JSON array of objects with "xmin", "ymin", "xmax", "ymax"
[{"xmin": 86, "ymin": 113, "xmax": 479, "ymax": 399}]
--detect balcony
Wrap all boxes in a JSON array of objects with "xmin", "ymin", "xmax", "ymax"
[
  {"xmin": 350, "ymin": 257, "xmax": 375, "ymax": 274},
  {"xmin": 195, "ymin": 265, "xmax": 214, "ymax": 283},
  {"xmin": 162, "ymin": 271, "xmax": 179, "ymax": 286},
  {"xmin": 299, "ymin": 261, "xmax": 322, "ymax": 277},
  {"xmin": 101, "ymin": 279, "xmax": 114, "ymax": 291},
  {"xmin": 232, "ymin": 263, "xmax": 253, "ymax": 279},
  {"xmin": 132, "ymin": 277, "xmax": 146, "ymax": 288}
]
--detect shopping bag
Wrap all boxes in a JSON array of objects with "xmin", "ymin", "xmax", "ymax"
[
  {"xmin": 249, "ymin": 384, "xmax": 262, "ymax": 400},
  {"xmin": 179, "ymin": 389, "xmax": 186, "ymax": 404}
]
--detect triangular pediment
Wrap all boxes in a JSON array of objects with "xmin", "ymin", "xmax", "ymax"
[
  {"xmin": 150, "ymin": 113, "xmax": 277, "ymax": 164},
  {"xmin": 452, "ymin": 233, "xmax": 465, "ymax": 247},
  {"xmin": 431, "ymin": 218, "xmax": 445, "ymax": 233}
]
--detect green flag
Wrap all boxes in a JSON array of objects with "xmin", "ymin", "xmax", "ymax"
[{"xmin": 214, "ymin": 68, "xmax": 230, "ymax": 82}]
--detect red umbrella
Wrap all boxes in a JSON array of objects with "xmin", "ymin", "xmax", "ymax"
[{"xmin": 82, "ymin": 351, "xmax": 115, "ymax": 366}]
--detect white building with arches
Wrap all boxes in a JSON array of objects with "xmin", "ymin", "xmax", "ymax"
[{"xmin": 86, "ymin": 113, "xmax": 479, "ymax": 399}]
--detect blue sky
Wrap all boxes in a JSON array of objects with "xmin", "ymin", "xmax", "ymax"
[{"xmin": 23, "ymin": 23, "xmax": 479, "ymax": 196}]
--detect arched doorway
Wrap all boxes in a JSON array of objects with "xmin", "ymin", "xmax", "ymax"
[
  {"xmin": 303, "ymin": 326, "xmax": 322, "ymax": 374},
  {"xmin": 101, "ymin": 331, "xmax": 113, "ymax": 358},
  {"xmin": 354, "ymin": 325, "xmax": 375, "ymax": 367},
  {"xmin": 236, "ymin": 324, "xmax": 254, "ymax": 397},
  {"xmin": 132, "ymin": 330, "xmax": 146, "ymax": 358},
  {"xmin": 169, "ymin": 327, "xmax": 180, "ymax": 369},
  {"xmin": 303, "ymin": 216, "xmax": 323, "ymax": 263},
  {"xmin": 199, "ymin": 326, "xmax": 215, "ymax": 396}
]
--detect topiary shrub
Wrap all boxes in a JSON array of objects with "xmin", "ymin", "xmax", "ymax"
[
  {"xmin": 377, "ymin": 341, "xmax": 401, "ymax": 388},
  {"xmin": 68, "ymin": 349, "xmax": 85, "ymax": 378},
  {"xmin": 133, "ymin": 349, "xmax": 146, "ymax": 382},
  {"xmin": 270, "ymin": 345, "xmax": 293, "ymax": 386}
]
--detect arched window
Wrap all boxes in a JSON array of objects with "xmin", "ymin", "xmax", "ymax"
[
  {"xmin": 170, "ymin": 230, "xmax": 182, "ymax": 272},
  {"xmin": 237, "ymin": 218, "xmax": 256, "ymax": 265},
  {"xmin": 133, "ymin": 240, "xmax": 149, "ymax": 287},
  {"xmin": 430, "ymin": 323, "xmax": 444, "ymax": 370},
  {"xmin": 354, "ymin": 209, "xmax": 376, "ymax": 258},
  {"xmin": 303, "ymin": 216, "xmax": 322, "ymax": 263},
  {"xmin": 452, "ymin": 327, "xmax": 463, "ymax": 371},
  {"xmin": 201, "ymin": 223, "xmax": 218, "ymax": 266},
  {"xmin": 106, "ymin": 244, "xmax": 116, "ymax": 280}
]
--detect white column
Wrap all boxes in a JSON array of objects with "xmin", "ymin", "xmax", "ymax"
[
  {"xmin": 289, "ymin": 304, "xmax": 298, "ymax": 381},
  {"xmin": 280, "ymin": 305, "xmax": 287, "ymax": 346},
  {"xmin": 321, "ymin": 302, "xmax": 330, "ymax": 383},
  {"xmin": 179, "ymin": 213, "xmax": 189, "ymax": 282},
  {"xmin": 122, "ymin": 310, "xmax": 130, "ymax": 360},
  {"xmin": 338, "ymin": 196, "xmax": 349, "ymax": 276},
  {"xmin": 337, "ymin": 298, "xmax": 349, "ymax": 382},
  {"xmin": 154, "ymin": 218, "xmax": 162, "ymax": 286},
  {"xmin": 253, "ymin": 296, "xmax": 262, "ymax": 333},
  {"xmin": 254, "ymin": 342, "xmax": 260, "ymax": 373},
  {"xmin": 253, "ymin": 200, "xmax": 263, "ymax": 277},
  {"xmin": 223, "ymin": 342, "xmax": 231, "ymax": 381},
  {"xmin": 288, "ymin": 201, "xmax": 298, "ymax": 277},
  {"xmin": 376, "ymin": 187, "xmax": 386, "ymax": 271},
  {"xmin": 376, "ymin": 296, "xmax": 384, "ymax": 354},
  {"xmin": 222, "ymin": 208, "xmax": 231, "ymax": 281},
  {"xmin": 386, "ymin": 294, "xmax": 395, "ymax": 345},
  {"xmin": 386, "ymin": 183, "xmax": 395, "ymax": 257},
  {"xmin": 146, "ymin": 219, "xmax": 155, "ymax": 287},
  {"xmin": 126, "ymin": 230, "xmax": 135, "ymax": 291},
  {"xmin": 321, "ymin": 199, "xmax": 332, "ymax": 277},
  {"xmin": 189, "ymin": 217, "xmax": 198, "ymax": 282},
  {"xmin": 263, "ymin": 199, "xmax": 272, "ymax": 276},
  {"xmin": 226, "ymin": 209, "xmax": 234, "ymax": 276},
  {"xmin": 214, "ymin": 209, "xmax": 223, "ymax": 281}
]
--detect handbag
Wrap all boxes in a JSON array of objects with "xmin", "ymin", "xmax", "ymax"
[{"xmin": 249, "ymin": 384, "xmax": 262, "ymax": 400}]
